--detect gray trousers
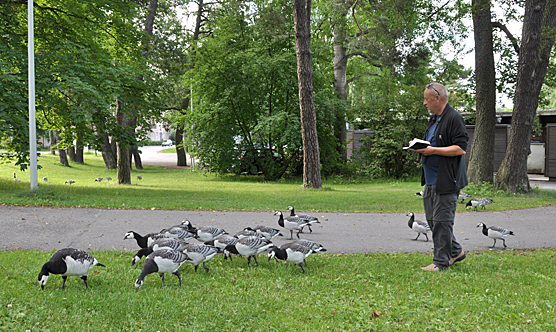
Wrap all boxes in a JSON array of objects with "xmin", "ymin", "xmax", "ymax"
[{"xmin": 423, "ymin": 185, "xmax": 462, "ymax": 268}]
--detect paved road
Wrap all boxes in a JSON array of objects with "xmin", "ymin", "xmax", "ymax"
[
  {"xmin": 1, "ymin": 204, "xmax": 555, "ymax": 254},
  {"xmin": 3, "ymin": 146, "xmax": 555, "ymax": 254}
]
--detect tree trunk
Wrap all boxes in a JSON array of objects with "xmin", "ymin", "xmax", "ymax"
[
  {"xmin": 100, "ymin": 133, "xmax": 117, "ymax": 169},
  {"xmin": 176, "ymin": 1, "xmax": 203, "ymax": 166},
  {"xmin": 67, "ymin": 145, "xmax": 76, "ymax": 162},
  {"xmin": 116, "ymin": 99, "xmax": 131, "ymax": 184},
  {"xmin": 176, "ymin": 93, "xmax": 190, "ymax": 166},
  {"xmin": 293, "ymin": 0, "xmax": 322, "ymax": 189},
  {"xmin": 128, "ymin": 115, "xmax": 143, "ymax": 170},
  {"xmin": 332, "ymin": 0, "xmax": 349, "ymax": 161},
  {"xmin": 467, "ymin": 0, "xmax": 496, "ymax": 184},
  {"xmin": 55, "ymin": 130, "xmax": 69, "ymax": 166},
  {"xmin": 49, "ymin": 130, "xmax": 56, "ymax": 155},
  {"xmin": 76, "ymin": 131, "xmax": 84, "ymax": 163},
  {"xmin": 114, "ymin": 0, "xmax": 156, "ymax": 179},
  {"xmin": 494, "ymin": 0, "xmax": 556, "ymax": 192}
]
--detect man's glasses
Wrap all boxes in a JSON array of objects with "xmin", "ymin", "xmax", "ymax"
[{"xmin": 427, "ymin": 83, "xmax": 440, "ymax": 95}]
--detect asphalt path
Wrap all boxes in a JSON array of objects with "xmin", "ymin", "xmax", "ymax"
[
  {"xmin": 2, "ymin": 204, "xmax": 556, "ymax": 254},
  {"xmin": 2, "ymin": 145, "xmax": 555, "ymax": 254}
]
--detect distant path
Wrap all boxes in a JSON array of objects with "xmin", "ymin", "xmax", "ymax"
[{"xmin": 1, "ymin": 205, "xmax": 555, "ymax": 254}]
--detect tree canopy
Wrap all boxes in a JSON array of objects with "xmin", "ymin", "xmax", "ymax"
[{"xmin": 2, "ymin": 0, "xmax": 553, "ymax": 192}]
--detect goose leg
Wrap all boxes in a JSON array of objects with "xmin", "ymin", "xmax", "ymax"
[
  {"xmin": 203, "ymin": 262, "xmax": 210, "ymax": 272},
  {"xmin": 413, "ymin": 233, "xmax": 420, "ymax": 241},
  {"xmin": 298, "ymin": 262, "xmax": 305, "ymax": 273},
  {"xmin": 296, "ymin": 230, "xmax": 301, "ymax": 239},
  {"xmin": 424, "ymin": 234, "xmax": 429, "ymax": 242},
  {"xmin": 61, "ymin": 276, "xmax": 68, "ymax": 289},
  {"xmin": 252, "ymin": 255, "xmax": 259, "ymax": 266},
  {"xmin": 308, "ymin": 225, "xmax": 313, "ymax": 233},
  {"xmin": 490, "ymin": 239, "xmax": 497, "ymax": 248},
  {"xmin": 172, "ymin": 271, "xmax": 182, "ymax": 288},
  {"xmin": 289, "ymin": 230, "xmax": 294, "ymax": 240},
  {"xmin": 159, "ymin": 273, "xmax": 166, "ymax": 287},
  {"xmin": 502, "ymin": 239, "xmax": 507, "ymax": 248},
  {"xmin": 247, "ymin": 256, "xmax": 252, "ymax": 266},
  {"xmin": 81, "ymin": 275, "xmax": 89, "ymax": 289}
]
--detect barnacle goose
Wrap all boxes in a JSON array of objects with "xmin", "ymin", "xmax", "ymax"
[
  {"xmin": 267, "ymin": 243, "xmax": 315, "ymax": 273},
  {"xmin": 414, "ymin": 190, "xmax": 424, "ymax": 197},
  {"xmin": 275, "ymin": 211, "xmax": 310, "ymax": 239},
  {"xmin": 458, "ymin": 192, "xmax": 471, "ymax": 203},
  {"xmin": 181, "ymin": 243, "xmax": 220, "ymax": 272},
  {"xmin": 180, "ymin": 219, "xmax": 195, "ymax": 230},
  {"xmin": 131, "ymin": 238, "xmax": 189, "ymax": 266},
  {"xmin": 43, "ymin": 176, "xmax": 48, "ymax": 181},
  {"xmin": 244, "ymin": 226, "xmax": 283, "ymax": 240},
  {"xmin": 38, "ymin": 248, "xmax": 105, "ymax": 290},
  {"xmin": 234, "ymin": 229, "xmax": 265, "ymax": 239},
  {"xmin": 477, "ymin": 222, "xmax": 515, "ymax": 248},
  {"xmin": 95, "ymin": 177, "xmax": 103, "ymax": 182},
  {"xmin": 466, "ymin": 198, "xmax": 494, "ymax": 210},
  {"xmin": 105, "ymin": 176, "xmax": 112, "ymax": 181},
  {"xmin": 193, "ymin": 225, "xmax": 228, "ymax": 242},
  {"xmin": 13, "ymin": 173, "xmax": 20, "ymax": 182},
  {"xmin": 278, "ymin": 239, "xmax": 326, "ymax": 266},
  {"xmin": 136, "ymin": 175, "xmax": 142, "ymax": 180},
  {"xmin": 224, "ymin": 236, "xmax": 273, "ymax": 266},
  {"xmin": 406, "ymin": 212, "xmax": 431, "ymax": 242},
  {"xmin": 123, "ymin": 231, "xmax": 169, "ymax": 248},
  {"xmin": 135, "ymin": 249, "xmax": 193, "ymax": 290},
  {"xmin": 205, "ymin": 235, "xmax": 239, "ymax": 261},
  {"xmin": 65, "ymin": 180, "xmax": 75, "ymax": 184},
  {"xmin": 159, "ymin": 224, "xmax": 196, "ymax": 241},
  {"xmin": 286, "ymin": 206, "xmax": 320, "ymax": 233}
]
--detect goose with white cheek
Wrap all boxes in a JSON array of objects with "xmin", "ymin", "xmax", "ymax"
[
  {"xmin": 268, "ymin": 243, "xmax": 315, "ymax": 273},
  {"xmin": 38, "ymin": 248, "xmax": 105, "ymax": 290},
  {"xmin": 135, "ymin": 249, "xmax": 193, "ymax": 290}
]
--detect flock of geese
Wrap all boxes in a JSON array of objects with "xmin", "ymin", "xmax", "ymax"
[
  {"xmin": 12, "ymin": 173, "xmax": 143, "ymax": 184},
  {"xmin": 407, "ymin": 211, "xmax": 515, "ymax": 248},
  {"xmin": 408, "ymin": 192, "xmax": 514, "ymax": 251},
  {"xmin": 30, "ymin": 180, "xmax": 518, "ymax": 291},
  {"xmin": 37, "ymin": 206, "xmax": 327, "ymax": 290},
  {"xmin": 411, "ymin": 191, "xmax": 512, "ymax": 247}
]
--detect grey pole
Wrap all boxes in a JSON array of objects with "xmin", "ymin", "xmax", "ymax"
[{"xmin": 28, "ymin": 0, "xmax": 38, "ymax": 191}]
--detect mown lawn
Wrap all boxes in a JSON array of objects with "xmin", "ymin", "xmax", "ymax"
[
  {"xmin": 2, "ymin": 153, "xmax": 556, "ymax": 331},
  {"xmin": 1, "ymin": 249, "xmax": 555, "ymax": 331},
  {"xmin": 2, "ymin": 153, "xmax": 556, "ymax": 212}
]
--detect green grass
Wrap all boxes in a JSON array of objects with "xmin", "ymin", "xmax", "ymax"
[
  {"xmin": 2, "ymin": 153, "xmax": 556, "ymax": 212},
  {"xmin": 1, "ymin": 249, "xmax": 555, "ymax": 331},
  {"xmin": 2, "ymin": 154, "xmax": 556, "ymax": 330}
]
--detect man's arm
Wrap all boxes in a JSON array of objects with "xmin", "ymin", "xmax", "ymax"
[{"xmin": 414, "ymin": 145, "xmax": 466, "ymax": 157}]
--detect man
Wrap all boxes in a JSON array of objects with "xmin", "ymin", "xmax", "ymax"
[{"xmin": 412, "ymin": 83, "xmax": 468, "ymax": 271}]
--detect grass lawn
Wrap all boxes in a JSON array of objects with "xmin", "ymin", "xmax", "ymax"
[
  {"xmin": 2, "ymin": 153, "xmax": 556, "ymax": 212},
  {"xmin": 1, "ymin": 249, "xmax": 555, "ymax": 331},
  {"xmin": 2, "ymin": 153, "xmax": 556, "ymax": 330}
]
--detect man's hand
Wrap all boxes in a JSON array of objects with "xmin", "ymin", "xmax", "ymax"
[
  {"xmin": 416, "ymin": 145, "xmax": 465, "ymax": 157},
  {"xmin": 415, "ymin": 146, "xmax": 436, "ymax": 156}
]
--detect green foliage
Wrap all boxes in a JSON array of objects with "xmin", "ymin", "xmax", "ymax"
[
  {"xmin": 186, "ymin": 0, "xmax": 338, "ymax": 180},
  {"xmin": 0, "ymin": 0, "xmax": 163, "ymax": 170}
]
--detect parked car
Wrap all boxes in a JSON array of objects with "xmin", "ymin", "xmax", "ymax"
[{"xmin": 161, "ymin": 139, "xmax": 173, "ymax": 147}]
